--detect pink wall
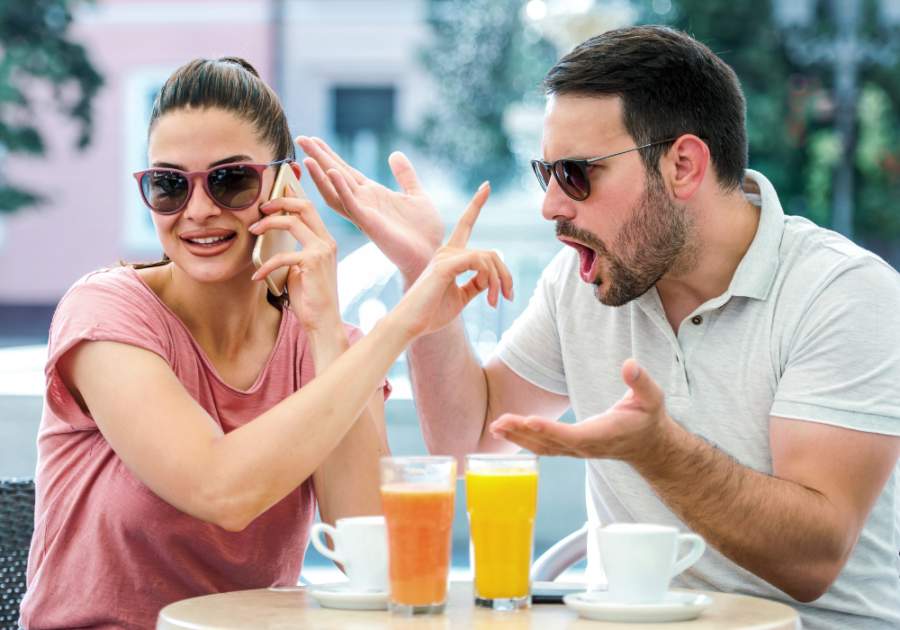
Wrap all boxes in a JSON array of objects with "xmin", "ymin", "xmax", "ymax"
[{"xmin": 0, "ymin": 0, "xmax": 275, "ymax": 303}]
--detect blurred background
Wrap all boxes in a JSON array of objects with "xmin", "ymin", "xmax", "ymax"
[{"xmin": 0, "ymin": 0, "xmax": 898, "ymax": 580}]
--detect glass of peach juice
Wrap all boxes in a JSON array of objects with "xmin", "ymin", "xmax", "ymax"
[
  {"xmin": 465, "ymin": 454, "xmax": 539, "ymax": 611},
  {"xmin": 380, "ymin": 456, "xmax": 457, "ymax": 616}
]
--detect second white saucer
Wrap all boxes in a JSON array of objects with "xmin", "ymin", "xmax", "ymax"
[
  {"xmin": 563, "ymin": 591, "xmax": 714, "ymax": 623},
  {"xmin": 307, "ymin": 582, "xmax": 389, "ymax": 611}
]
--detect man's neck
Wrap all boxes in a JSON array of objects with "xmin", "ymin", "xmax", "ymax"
[{"xmin": 655, "ymin": 182, "xmax": 761, "ymax": 335}]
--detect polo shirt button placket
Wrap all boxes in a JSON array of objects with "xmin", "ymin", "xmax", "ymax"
[{"xmin": 691, "ymin": 315, "xmax": 703, "ymax": 325}]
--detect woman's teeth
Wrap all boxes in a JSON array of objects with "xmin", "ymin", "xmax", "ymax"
[{"xmin": 187, "ymin": 234, "xmax": 235, "ymax": 246}]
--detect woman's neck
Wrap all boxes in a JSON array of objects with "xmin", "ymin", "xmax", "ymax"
[{"xmin": 139, "ymin": 263, "xmax": 281, "ymax": 361}]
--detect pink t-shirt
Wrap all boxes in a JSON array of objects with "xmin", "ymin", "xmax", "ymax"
[{"xmin": 20, "ymin": 266, "xmax": 388, "ymax": 630}]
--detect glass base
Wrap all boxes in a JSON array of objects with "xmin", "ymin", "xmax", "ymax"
[
  {"xmin": 388, "ymin": 601, "xmax": 447, "ymax": 616},
  {"xmin": 475, "ymin": 595, "xmax": 531, "ymax": 611}
]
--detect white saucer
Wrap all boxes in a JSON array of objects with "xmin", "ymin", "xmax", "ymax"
[
  {"xmin": 563, "ymin": 591, "xmax": 714, "ymax": 622},
  {"xmin": 307, "ymin": 582, "xmax": 389, "ymax": 610}
]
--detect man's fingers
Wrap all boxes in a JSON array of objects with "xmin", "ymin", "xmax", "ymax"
[
  {"xmin": 328, "ymin": 169, "xmax": 378, "ymax": 232},
  {"xmin": 621, "ymin": 359, "xmax": 664, "ymax": 409},
  {"xmin": 309, "ymin": 136, "xmax": 367, "ymax": 185},
  {"xmin": 300, "ymin": 157, "xmax": 347, "ymax": 217},
  {"xmin": 389, "ymin": 151, "xmax": 426, "ymax": 196},
  {"xmin": 446, "ymin": 182, "xmax": 490, "ymax": 249}
]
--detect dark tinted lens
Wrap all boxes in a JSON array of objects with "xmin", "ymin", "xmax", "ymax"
[
  {"xmin": 556, "ymin": 161, "xmax": 588, "ymax": 199},
  {"xmin": 208, "ymin": 165, "xmax": 260, "ymax": 209},
  {"xmin": 142, "ymin": 171, "xmax": 189, "ymax": 214},
  {"xmin": 532, "ymin": 161, "xmax": 551, "ymax": 191}
]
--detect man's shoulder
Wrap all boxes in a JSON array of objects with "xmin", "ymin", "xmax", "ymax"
[{"xmin": 777, "ymin": 216, "xmax": 900, "ymax": 293}]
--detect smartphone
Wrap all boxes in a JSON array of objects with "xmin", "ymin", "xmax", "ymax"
[
  {"xmin": 252, "ymin": 162, "xmax": 307, "ymax": 297},
  {"xmin": 530, "ymin": 581, "xmax": 595, "ymax": 604}
]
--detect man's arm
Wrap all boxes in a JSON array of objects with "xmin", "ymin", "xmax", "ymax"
[
  {"xmin": 298, "ymin": 136, "xmax": 569, "ymax": 458},
  {"xmin": 409, "ymin": 328, "xmax": 571, "ymax": 461},
  {"xmin": 491, "ymin": 359, "xmax": 900, "ymax": 602}
]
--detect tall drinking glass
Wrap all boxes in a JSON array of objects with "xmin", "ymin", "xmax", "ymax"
[
  {"xmin": 465, "ymin": 454, "xmax": 538, "ymax": 611},
  {"xmin": 380, "ymin": 456, "xmax": 457, "ymax": 616}
]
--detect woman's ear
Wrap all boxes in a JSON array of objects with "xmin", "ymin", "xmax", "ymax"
[
  {"xmin": 290, "ymin": 160, "xmax": 303, "ymax": 181},
  {"xmin": 663, "ymin": 135, "xmax": 709, "ymax": 201}
]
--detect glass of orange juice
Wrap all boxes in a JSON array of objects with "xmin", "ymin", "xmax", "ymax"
[
  {"xmin": 380, "ymin": 456, "xmax": 457, "ymax": 616},
  {"xmin": 465, "ymin": 454, "xmax": 539, "ymax": 611}
]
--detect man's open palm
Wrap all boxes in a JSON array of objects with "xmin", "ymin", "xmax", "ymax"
[{"xmin": 297, "ymin": 136, "xmax": 445, "ymax": 284}]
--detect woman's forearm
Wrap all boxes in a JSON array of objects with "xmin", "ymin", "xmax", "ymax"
[{"xmin": 202, "ymin": 312, "xmax": 410, "ymax": 530}]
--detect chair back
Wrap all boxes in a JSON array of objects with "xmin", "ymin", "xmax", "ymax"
[{"xmin": 0, "ymin": 478, "xmax": 35, "ymax": 630}]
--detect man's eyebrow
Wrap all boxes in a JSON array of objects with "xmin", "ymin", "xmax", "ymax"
[{"xmin": 149, "ymin": 155, "xmax": 254, "ymax": 171}]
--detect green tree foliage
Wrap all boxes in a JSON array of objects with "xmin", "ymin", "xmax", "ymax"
[
  {"xmin": 420, "ymin": 0, "xmax": 900, "ymax": 240},
  {"xmin": 418, "ymin": 0, "xmax": 558, "ymax": 191},
  {"xmin": 0, "ymin": 0, "xmax": 103, "ymax": 212}
]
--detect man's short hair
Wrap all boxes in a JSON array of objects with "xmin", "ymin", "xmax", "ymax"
[{"xmin": 541, "ymin": 26, "xmax": 748, "ymax": 191}]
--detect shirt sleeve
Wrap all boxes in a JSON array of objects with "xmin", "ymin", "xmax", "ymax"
[
  {"xmin": 494, "ymin": 248, "xmax": 571, "ymax": 396},
  {"xmin": 45, "ymin": 271, "xmax": 172, "ymax": 430},
  {"xmin": 771, "ymin": 257, "xmax": 900, "ymax": 435}
]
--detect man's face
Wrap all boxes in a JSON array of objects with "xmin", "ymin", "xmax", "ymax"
[{"xmin": 540, "ymin": 95, "xmax": 697, "ymax": 306}]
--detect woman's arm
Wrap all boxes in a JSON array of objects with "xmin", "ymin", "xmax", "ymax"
[{"xmin": 59, "ymin": 186, "xmax": 509, "ymax": 532}]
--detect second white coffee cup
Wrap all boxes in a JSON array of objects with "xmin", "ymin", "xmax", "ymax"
[
  {"xmin": 597, "ymin": 523, "xmax": 706, "ymax": 604},
  {"xmin": 310, "ymin": 515, "xmax": 389, "ymax": 593}
]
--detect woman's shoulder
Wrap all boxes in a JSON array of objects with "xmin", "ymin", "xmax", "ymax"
[{"xmin": 51, "ymin": 265, "xmax": 175, "ymax": 350}]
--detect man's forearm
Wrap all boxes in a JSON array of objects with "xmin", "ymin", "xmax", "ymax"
[
  {"xmin": 407, "ymin": 316, "xmax": 490, "ymax": 461},
  {"xmin": 636, "ymin": 422, "xmax": 850, "ymax": 602}
]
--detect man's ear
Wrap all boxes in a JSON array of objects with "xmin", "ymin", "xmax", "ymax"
[{"xmin": 661, "ymin": 135, "xmax": 709, "ymax": 201}]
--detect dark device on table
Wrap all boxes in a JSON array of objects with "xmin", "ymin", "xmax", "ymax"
[{"xmin": 531, "ymin": 581, "xmax": 594, "ymax": 604}]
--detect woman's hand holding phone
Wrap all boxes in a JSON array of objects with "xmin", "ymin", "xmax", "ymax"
[
  {"xmin": 249, "ymin": 184, "xmax": 345, "ymax": 352},
  {"xmin": 385, "ymin": 182, "xmax": 514, "ymax": 340}
]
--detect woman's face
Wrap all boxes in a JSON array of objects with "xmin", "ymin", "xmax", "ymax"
[{"xmin": 146, "ymin": 108, "xmax": 278, "ymax": 286}]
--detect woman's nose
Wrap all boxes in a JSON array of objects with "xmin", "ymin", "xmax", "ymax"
[{"xmin": 181, "ymin": 176, "xmax": 222, "ymax": 222}]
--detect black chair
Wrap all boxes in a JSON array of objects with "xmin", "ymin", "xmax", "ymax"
[{"xmin": 0, "ymin": 478, "xmax": 35, "ymax": 630}]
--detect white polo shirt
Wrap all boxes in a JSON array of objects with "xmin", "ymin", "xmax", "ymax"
[{"xmin": 496, "ymin": 170, "xmax": 900, "ymax": 629}]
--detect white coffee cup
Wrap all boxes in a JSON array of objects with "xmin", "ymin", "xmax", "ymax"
[
  {"xmin": 310, "ymin": 516, "xmax": 389, "ymax": 593},
  {"xmin": 597, "ymin": 523, "xmax": 706, "ymax": 604}
]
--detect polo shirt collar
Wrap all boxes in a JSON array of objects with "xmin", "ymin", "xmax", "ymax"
[{"xmin": 727, "ymin": 170, "xmax": 785, "ymax": 301}]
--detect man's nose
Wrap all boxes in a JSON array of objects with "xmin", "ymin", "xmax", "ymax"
[
  {"xmin": 182, "ymin": 176, "xmax": 222, "ymax": 222},
  {"xmin": 540, "ymin": 175, "xmax": 577, "ymax": 222}
]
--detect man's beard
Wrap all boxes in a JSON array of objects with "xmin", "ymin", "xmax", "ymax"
[{"xmin": 556, "ymin": 174, "xmax": 698, "ymax": 307}]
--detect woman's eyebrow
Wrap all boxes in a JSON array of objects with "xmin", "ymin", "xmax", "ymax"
[
  {"xmin": 209, "ymin": 155, "xmax": 253, "ymax": 168},
  {"xmin": 149, "ymin": 155, "xmax": 254, "ymax": 171}
]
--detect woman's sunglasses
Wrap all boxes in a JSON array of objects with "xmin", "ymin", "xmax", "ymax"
[
  {"xmin": 133, "ymin": 159, "xmax": 292, "ymax": 215},
  {"xmin": 530, "ymin": 138, "xmax": 678, "ymax": 201}
]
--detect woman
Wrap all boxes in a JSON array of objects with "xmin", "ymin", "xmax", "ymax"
[{"xmin": 19, "ymin": 57, "xmax": 510, "ymax": 630}]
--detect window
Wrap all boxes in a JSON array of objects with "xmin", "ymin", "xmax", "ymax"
[
  {"xmin": 333, "ymin": 87, "xmax": 396, "ymax": 187},
  {"xmin": 121, "ymin": 68, "xmax": 174, "ymax": 255}
]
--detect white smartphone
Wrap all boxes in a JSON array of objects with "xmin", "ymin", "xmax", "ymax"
[{"xmin": 252, "ymin": 162, "xmax": 307, "ymax": 297}]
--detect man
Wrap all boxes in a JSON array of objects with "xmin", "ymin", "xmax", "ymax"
[{"xmin": 298, "ymin": 26, "xmax": 900, "ymax": 629}]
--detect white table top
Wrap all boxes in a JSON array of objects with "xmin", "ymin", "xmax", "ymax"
[{"xmin": 157, "ymin": 581, "xmax": 800, "ymax": 630}]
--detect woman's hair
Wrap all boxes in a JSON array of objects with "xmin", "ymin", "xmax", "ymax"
[{"xmin": 129, "ymin": 56, "xmax": 294, "ymax": 308}]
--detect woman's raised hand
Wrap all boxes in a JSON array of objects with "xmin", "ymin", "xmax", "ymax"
[
  {"xmin": 389, "ymin": 182, "xmax": 513, "ymax": 339},
  {"xmin": 249, "ymin": 183, "xmax": 342, "ymax": 337},
  {"xmin": 296, "ymin": 136, "xmax": 445, "ymax": 286}
]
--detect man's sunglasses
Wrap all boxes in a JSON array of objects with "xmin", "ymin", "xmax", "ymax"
[
  {"xmin": 530, "ymin": 138, "xmax": 678, "ymax": 201},
  {"xmin": 133, "ymin": 159, "xmax": 292, "ymax": 215}
]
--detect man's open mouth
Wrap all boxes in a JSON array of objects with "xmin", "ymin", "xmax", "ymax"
[{"xmin": 560, "ymin": 238, "xmax": 599, "ymax": 284}]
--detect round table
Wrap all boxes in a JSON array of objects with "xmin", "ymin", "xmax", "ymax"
[{"xmin": 157, "ymin": 582, "xmax": 800, "ymax": 629}]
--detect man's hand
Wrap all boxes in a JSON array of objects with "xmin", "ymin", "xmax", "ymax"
[
  {"xmin": 296, "ymin": 136, "xmax": 445, "ymax": 286},
  {"xmin": 490, "ymin": 358, "xmax": 675, "ymax": 463}
]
